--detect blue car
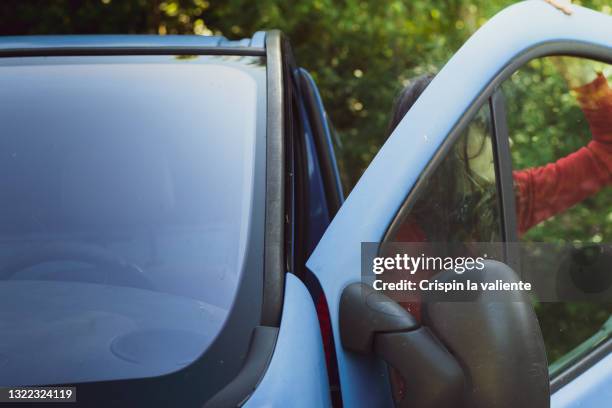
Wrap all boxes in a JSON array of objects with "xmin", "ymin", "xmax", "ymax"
[{"xmin": 0, "ymin": 1, "xmax": 610, "ymax": 407}]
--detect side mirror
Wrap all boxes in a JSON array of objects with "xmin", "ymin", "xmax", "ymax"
[
  {"xmin": 339, "ymin": 283, "xmax": 465, "ymax": 408},
  {"xmin": 423, "ymin": 260, "xmax": 549, "ymax": 408},
  {"xmin": 340, "ymin": 260, "xmax": 549, "ymax": 408}
]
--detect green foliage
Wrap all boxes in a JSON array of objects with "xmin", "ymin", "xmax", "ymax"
[
  {"xmin": 2, "ymin": 0, "xmax": 611, "ymax": 367},
  {"xmin": 4, "ymin": 0, "xmax": 608, "ymax": 188},
  {"xmin": 535, "ymin": 302, "xmax": 612, "ymax": 363}
]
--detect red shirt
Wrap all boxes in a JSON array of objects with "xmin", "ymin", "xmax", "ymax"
[{"xmin": 515, "ymin": 73, "xmax": 612, "ymax": 235}]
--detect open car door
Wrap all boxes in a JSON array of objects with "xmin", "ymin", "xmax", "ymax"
[{"xmin": 307, "ymin": 2, "xmax": 612, "ymax": 407}]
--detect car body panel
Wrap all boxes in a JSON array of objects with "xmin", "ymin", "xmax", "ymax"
[
  {"xmin": 299, "ymin": 69, "xmax": 345, "ymax": 212},
  {"xmin": 244, "ymin": 273, "xmax": 331, "ymax": 408},
  {"xmin": 551, "ymin": 351, "xmax": 612, "ymax": 407},
  {"xmin": 307, "ymin": 1, "xmax": 612, "ymax": 406}
]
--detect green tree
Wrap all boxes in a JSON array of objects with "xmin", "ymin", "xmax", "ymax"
[{"xmin": 3, "ymin": 0, "xmax": 609, "ymax": 187}]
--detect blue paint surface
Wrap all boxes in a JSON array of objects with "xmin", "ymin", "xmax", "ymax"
[
  {"xmin": 552, "ymin": 352, "xmax": 612, "ymax": 407},
  {"xmin": 245, "ymin": 274, "xmax": 331, "ymax": 408}
]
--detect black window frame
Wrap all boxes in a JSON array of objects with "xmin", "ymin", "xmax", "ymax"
[
  {"xmin": 490, "ymin": 89, "xmax": 520, "ymax": 267},
  {"xmin": 297, "ymin": 68, "xmax": 344, "ymax": 219}
]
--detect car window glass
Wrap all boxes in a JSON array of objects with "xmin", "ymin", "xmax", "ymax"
[
  {"xmin": 390, "ymin": 103, "xmax": 501, "ymax": 244},
  {"xmin": 501, "ymin": 56, "xmax": 612, "ymax": 370},
  {"xmin": 0, "ymin": 55, "xmax": 266, "ymax": 386}
]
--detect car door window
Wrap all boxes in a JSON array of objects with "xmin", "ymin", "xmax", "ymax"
[
  {"xmin": 389, "ymin": 102, "xmax": 502, "ymax": 244},
  {"xmin": 383, "ymin": 102, "xmax": 503, "ymax": 403},
  {"xmin": 501, "ymin": 56, "xmax": 612, "ymax": 370}
]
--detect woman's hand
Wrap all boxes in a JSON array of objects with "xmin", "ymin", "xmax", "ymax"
[
  {"xmin": 553, "ymin": 58, "xmax": 612, "ymax": 146},
  {"xmin": 551, "ymin": 56, "xmax": 608, "ymax": 89}
]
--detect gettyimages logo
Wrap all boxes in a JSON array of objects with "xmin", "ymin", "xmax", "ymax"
[
  {"xmin": 372, "ymin": 253, "xmax": 487, "ymax": 275},
  {"xmin": 361, "ymin": 242, "xmax": 612, "ymax": 303}
]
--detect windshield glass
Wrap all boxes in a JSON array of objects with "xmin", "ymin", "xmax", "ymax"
[{"xmin": 0, "ymin": 54, "xmax": 265, "ymax": 385}]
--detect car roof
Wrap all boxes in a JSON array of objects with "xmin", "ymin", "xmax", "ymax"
[{"xmin": 0, "ymin": 32, "xmax": 266, "ymax": 55}]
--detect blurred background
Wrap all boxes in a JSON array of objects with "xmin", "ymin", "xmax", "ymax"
[
  {"xmin": 2, "ymin": 0, "xmax": 611, "ymax": 366},
  {"xmin": 1, "ymin": 0, "xmax": 608, "ymax": 188}
]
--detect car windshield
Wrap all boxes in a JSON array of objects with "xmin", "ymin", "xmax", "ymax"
[{"xmin": 0, "ymin": 54, "xmax": 265, "ymax": 385}]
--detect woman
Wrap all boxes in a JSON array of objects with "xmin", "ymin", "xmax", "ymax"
[
  {"xmin": 390, "ymin": 69, "xmax": 612, "ymax": 241},
  {"xmin": 383, "ymin": 66, "xmax": 612, "ymax": 320}
]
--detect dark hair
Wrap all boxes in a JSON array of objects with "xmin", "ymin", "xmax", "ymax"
[
  {"xmin": 387, "ymin": 73, "xmax": 497, "ymax": 242},
  {"xmin": 386, "ymin": 73, "xmax": 435, "ymax": 137}
]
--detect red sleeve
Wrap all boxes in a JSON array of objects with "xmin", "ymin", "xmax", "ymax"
[{"xmin": 514, "ymin": 73, "xmax": 612, "ymax": 236}]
